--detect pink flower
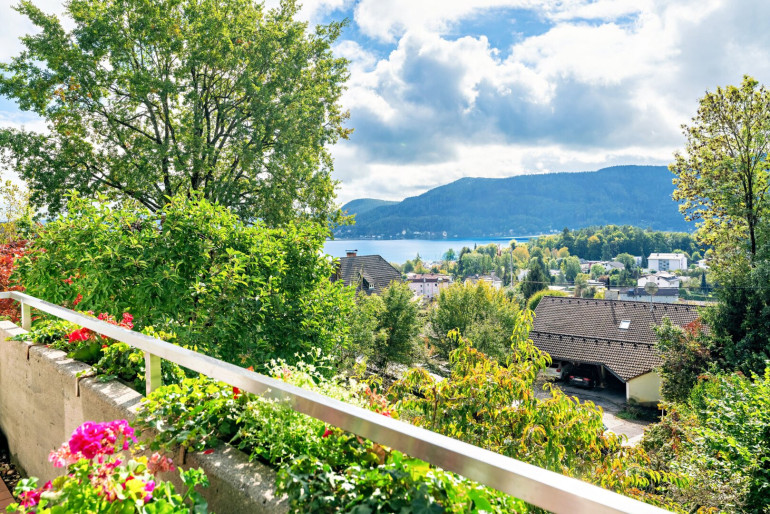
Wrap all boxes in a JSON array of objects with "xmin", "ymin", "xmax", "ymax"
[
  {"xmin": 67, "ymin": 420, "xmax": 136, "ymax": 459},
  {"xmin": 144, "ymin": 480, "xmax": 156, "ymax": 501},
  {"xmin": 147, "ymin": 452, "xmax": 175, "ymax": 474},
  {"xmin": 49, "ymin": 443, "xmax": 80, "ymax": 467},
  {"xmin": 19, "ymin": 489, "xmax": 41, "ymax": 508}
]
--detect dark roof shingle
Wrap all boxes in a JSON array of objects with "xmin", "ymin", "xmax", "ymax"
[
  {"xmin": 531, "ymin": 297, "xmax": 702, "ymax": 380},
  {"xmin": 333, "ymin": 255, "xmax": 402, "ymax": 295}
]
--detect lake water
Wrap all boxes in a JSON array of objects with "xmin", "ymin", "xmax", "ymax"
[{"xmin": 324, "ymin": 238, "xmax": 533, "ymax": 264}]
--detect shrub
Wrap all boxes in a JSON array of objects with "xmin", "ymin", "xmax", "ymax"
[
  {"xmin": 525, "ymin": 288, "xmax": 569, "ymax": 311},
  {"xmin": 14, "ymin": 193, "xmax": 354, "ymax": 372}
]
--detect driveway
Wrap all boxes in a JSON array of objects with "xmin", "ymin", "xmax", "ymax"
[{"xmin": 536, "ymin": 382, "xmax": 652, "ymax": 445}]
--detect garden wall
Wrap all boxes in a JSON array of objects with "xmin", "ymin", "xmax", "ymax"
[{"xmin": 0, "ymin": 321, "xmax": 287, "ymax": 513}]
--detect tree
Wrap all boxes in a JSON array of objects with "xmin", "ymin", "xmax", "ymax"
[
  {"xmin": 520, "ymin": 256, "xmax": 547, "ymax": 299},
  {"xmin": 589, "ymin": 263, "xmax": 605, "ymax": 280},
  {"xmin": 615, "ymin": 253, "xmax": 636, "ymax": 271},
  {"xmin": 442, "ymin": 248, "xmax": 456, "ymax": 262},
  {"xmin": 671, "ymin": 76, "xmax": 770, "ymax": 269},
  {"xmin": 372, "ymin": 282, "xmax": 421, "ymax": 370},
  {"xmin": 0, "ymin": 0, "xmax": 351, "ymax": 226},
  {"xmin": 428, "ymin": 281, "xmax": 519, "ymax": 361},
  {"xmin": 654, "ymin": 318, "xmax": 712, "ymax": 403},
  {"xmin": 561, "ymin": 256, "xmax": 581, "ymax": 282}
]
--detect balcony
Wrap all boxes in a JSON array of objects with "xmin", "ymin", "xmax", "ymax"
[{"xmin": 0, "ymin": 291, "xmax": 669, "ymax": 513}]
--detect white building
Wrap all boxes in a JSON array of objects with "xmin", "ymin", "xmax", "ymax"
[
  {"xmin": 638, "ymin": 273, "xmax": 681, "ymax": 289},
  {"xmin": 647, "ymin": 253, "xmax": 687, "ymax": 272},
  {"xmin": 408, "ymin": 274, "xmax": 453, "ymax": 299}
]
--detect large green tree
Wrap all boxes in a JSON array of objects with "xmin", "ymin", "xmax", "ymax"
[
  {"xmin": 0, "ymin": 0, "xmax": 350, "ymax": 226},
  {"xmin": 428, "ymin": 281, "xmax": 519, "ymax": 361},
  {"xmin": 671, "ymin": 76, "xmax": 770, "ymax": 269}
]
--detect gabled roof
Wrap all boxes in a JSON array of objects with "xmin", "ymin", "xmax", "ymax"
[
  {"xmin": 531, "ymin": 297, "xmax": 702, "ymax": 380},
  {"xmin": 334, "ymin": 255, "xmax": 402, "ymax": 295}
]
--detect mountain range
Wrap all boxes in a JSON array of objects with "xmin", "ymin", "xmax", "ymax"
[{"xmin": 335, "ymin": 165, "xmax": 690, "ymax": 239}]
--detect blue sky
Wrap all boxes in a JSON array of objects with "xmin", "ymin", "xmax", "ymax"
[{"xmin": 2, "ymin": 0, "xmax": 770, "ymax": 204}]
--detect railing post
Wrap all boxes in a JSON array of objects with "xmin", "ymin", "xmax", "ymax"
[
  {"xmin": 145, "ymin": 352, "xmax": 162, "ymax": 396},
  {"xmin": 21, "ymin": 302, "xmax": 31, "ymax": 331}
]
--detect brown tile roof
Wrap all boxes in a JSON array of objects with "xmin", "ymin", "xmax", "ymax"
[
  {"xmin": 333, "ymin": 255, "xmax": 402, "ymax": 295},
  {"xmin": 531, "ymin": 296, "xmax": 703, "ymax": 381}
]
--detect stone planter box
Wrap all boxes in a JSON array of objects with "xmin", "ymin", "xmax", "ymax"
[{"xmin": 0, "ymin": 321, "xmax": 287, "ymax": 513}]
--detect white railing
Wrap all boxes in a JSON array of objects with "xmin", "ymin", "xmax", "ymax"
[{"xmin": 0, "ymin": 291, "xmax": 669, "ymax": 514}]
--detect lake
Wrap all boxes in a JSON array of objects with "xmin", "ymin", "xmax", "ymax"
[{"xmin": 324, "ymin": 238, "xmax": 533, "ymax": 264}]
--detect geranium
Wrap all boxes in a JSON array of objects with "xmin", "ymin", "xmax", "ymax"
[
  {"xmin": 68, "ymin": 327, "xmax": 91, "ymax": 343},
  {"xmin": 9, "ymin": 420, "xmax": 209, "ymax": 513}
]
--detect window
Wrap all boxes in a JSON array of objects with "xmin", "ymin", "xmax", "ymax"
[{"xmin": 619, "ymin": 320, "xmax": 631, "ymax": 330}]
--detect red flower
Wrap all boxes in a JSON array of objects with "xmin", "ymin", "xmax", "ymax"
[
  {"xmin": 68, "ymin": 328, "xmax": 91, "ymax": 343},
  {"xmin": 233, "ymin": 387, "xmax": 242, "ymax": 400},
  {"xmin": 322, "ymin": 427, "xmax": 333, "ymax": 438},
  {"xmin": 203, "ymin": 449, "xmax": 215, "ymax": 455},
  {"xmin": 380, "ymin": 410, "xmax": 393, "ymax": 418},
  {"xmin": 246, "ymin": 366, "xmax": 254, "ymax": 372},
  {"xmin": 63, "ymin": 277, "xmax": 74, "ymax": 285},
  {"xmin": 73, "ymin": 293, "xmax": 83, "ymax": 306}
]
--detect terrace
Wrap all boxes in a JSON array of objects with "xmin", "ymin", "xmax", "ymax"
[{"xmin": 0, "ymin": 291, "xmax": 668, "ymax": 513}]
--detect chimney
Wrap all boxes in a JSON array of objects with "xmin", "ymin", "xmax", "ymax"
[{"xmin": 346, "ymin": 249, "xmax": 357, "ymax": 257}]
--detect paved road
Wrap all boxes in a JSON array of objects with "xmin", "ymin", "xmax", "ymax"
[{"xmin": 536, "ymin": 382, "xmax": 652, "ymax": 445}]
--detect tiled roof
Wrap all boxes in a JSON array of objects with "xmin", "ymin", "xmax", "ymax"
[
  {"xmin": 531, "ymin": 297, "xmax": 702, "ymax": 380},
  {"xmin": 334, "ymin": 255, "xmax": 402, "ymax": 295}
]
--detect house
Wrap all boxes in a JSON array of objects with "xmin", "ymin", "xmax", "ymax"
[
  {"xmin": 648, "ymin": 253, "xmax": 687, "ymax": 272},
  {"xmin": 530, "ymin": 297, "xmax": 702, "ymax": 405},
  {"xmin": 332, "ymin": 250, "xmax": 402, "ymax": 295},
  {"xmin": 638, "ymin": 272, "xmax": 681, "ymax": 289},
  {"xmin": 408, "ymin": 273, "xmax": 453, "ymax": 300},
  {"xmin": 465, "ymin": 273, "xmax": 503, "ymax": 290},
  {"xmin": 620, "ymin": 287, "xmax": 679, "ymax": 303}
]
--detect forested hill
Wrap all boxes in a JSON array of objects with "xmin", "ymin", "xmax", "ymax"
[
  {"xmin": 335, "ymin": 165, "xmax": 689, "ymax": 238},
  {"xmin": 340, "ymin": 198, "xmax": 398, "ymax": 216}
]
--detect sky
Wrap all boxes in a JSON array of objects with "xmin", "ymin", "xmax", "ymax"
[{"xmin": 2, "ymin": 0, "xmax": 770, "ymax": 205}]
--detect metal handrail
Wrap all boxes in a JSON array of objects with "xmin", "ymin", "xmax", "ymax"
[{"xmin": 0, "ymin": 291, "xmax": 669, "ymax": 514}]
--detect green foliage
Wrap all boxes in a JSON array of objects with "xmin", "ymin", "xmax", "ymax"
[
  {"xmin": 706, "ymin": 259, "xmax": 770, "ymax": 374},
  {"xmin": 520, "ymin": 256, "xmax": 548, "ymax": 299},
  {"xmin": 138, "ymin": 361, "xmax": 522, "ymax": 513},
  {"xmin": 428, "ymin": 281, "xmax": 519, "ymax": 361},
  {"xmin": 391, "ymin": 315, "xmax": 681, "ymax": 507},
  {"xmin": 525, "ymin": 288, "xmax": 568, "ymax": 311},
  {"xmin": 0, "ymin": 0, "xmax": 351, "ymax": 227},
  {"xmin": 14, "ymin": 193, "xmax": 354, "ymax": 372},
  {"xmin": 589, "ymin": 263, "xmax": 605, "ymax": 279},
  {"xmin": 561, "ymin": 256, "xmax": 581, "ymax": 282},
  {"xmin": 655, "ymin": 318, "xmax": 712, "ymax": 402},
  {"xmin": 671, "ymin": 75, "xmax": 770, "ymax": 269},
  {"xmin": 347, "ymin": 283, "xmax": 421, "ymax": 370},
  {"xmin": 373, "ymin": 281, "xmax": 421, "ymax": 369},
  {"xmin": 532, "ymin": 225, "xmax": 702, "ymax": 263},
  {"xmin": 11, "ymin": 318, "xmax": 75, "ymax": 346},
  {"xmin": 644, "ymin": 370, "xmax": 770, "ymax": 512}
]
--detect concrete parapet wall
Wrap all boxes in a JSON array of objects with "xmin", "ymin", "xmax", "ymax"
[{"xmin": 0, "ymin": 321, "xmax": 287, "ymax": 513}]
